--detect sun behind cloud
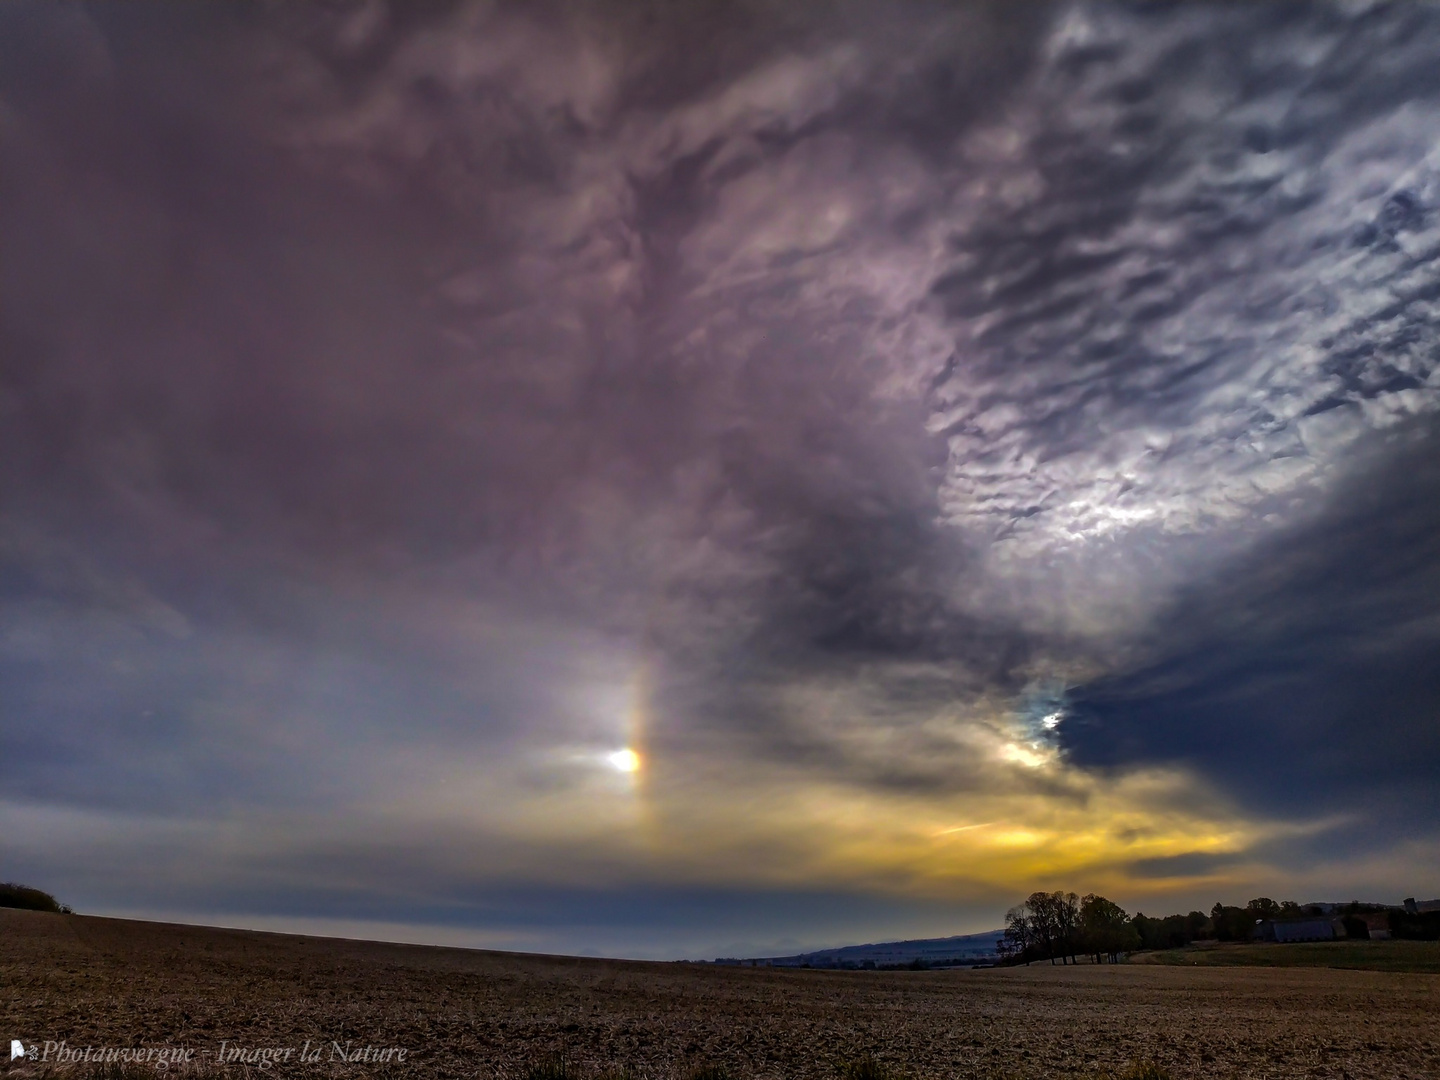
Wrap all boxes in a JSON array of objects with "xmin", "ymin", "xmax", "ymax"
[{"xmin": 608, "ymin": 748, "xmax": 641, "ymax": 773}]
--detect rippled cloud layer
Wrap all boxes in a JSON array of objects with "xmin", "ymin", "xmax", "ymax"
[{"xmin": 2, "ymin": 1, "xmax": 1438, "ymax": 957}]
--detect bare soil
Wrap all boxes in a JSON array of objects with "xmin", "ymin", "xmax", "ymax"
[{"xmin": 2, "ymin": 910, "xmax": 1437, "ymax": 1080}]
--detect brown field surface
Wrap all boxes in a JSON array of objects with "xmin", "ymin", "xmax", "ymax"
[{"xmin": 2, "ymin": 909, "xmax": 1438, "ymax": 1080}]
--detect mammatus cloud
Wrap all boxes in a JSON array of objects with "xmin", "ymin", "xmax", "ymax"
[{"xmin": 2, "ymin": 1, "xmax": 1439, "ymax": 956}]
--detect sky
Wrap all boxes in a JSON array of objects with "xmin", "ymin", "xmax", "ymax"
[{"xmin": 2, "ymin": 0, "xmax": 1439, "ymax": 961}]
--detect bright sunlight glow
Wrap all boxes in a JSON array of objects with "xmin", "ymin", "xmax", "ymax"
[{"xmin": 608, "ymin": 748, "xmax": 641, "ymax": 773}]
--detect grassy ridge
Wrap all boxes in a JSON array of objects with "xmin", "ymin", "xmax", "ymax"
[{"xmin": 1130, "ymin": 939, "xmax": 1440, "ymax": 973}]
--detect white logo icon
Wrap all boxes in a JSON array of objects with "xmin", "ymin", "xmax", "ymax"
[{"xmin": 10, "ymin": 1040, "xmax": 26, "ymax": 1060}]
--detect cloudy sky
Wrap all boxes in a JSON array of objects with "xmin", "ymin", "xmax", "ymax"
[{"xmin": 3, "ymin": 0, "xmax": 1439, "ymax": 960}]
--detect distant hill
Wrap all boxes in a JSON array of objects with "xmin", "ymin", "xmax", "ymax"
[{"xmin": 718, "ymin": 929, "xmax": 1005, "ymax": 969}]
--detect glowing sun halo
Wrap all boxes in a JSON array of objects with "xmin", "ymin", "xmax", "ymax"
[{"xmin": 607, "ymin": 748, "xmax": 641, "ymax": 773}]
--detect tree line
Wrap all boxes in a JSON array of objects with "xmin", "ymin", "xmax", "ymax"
[
  {"xmin": 1000, "ymin": 892, "xmax": 1139, "ymax": 964},
  {"xmin": 999, "ymin": 892, "xmax": 1421, "ymax": 965},
  {"xmin": 0, "ymin": 882, "xmax": 70, "ymax": 913}
]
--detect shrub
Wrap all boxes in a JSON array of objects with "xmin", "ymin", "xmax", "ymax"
[
  {"xmin": 0, "ymin": 882, "xmax": 68, "ymax": 913},
  {"xmin": 1389, "ymin": 910, "xmax": 1440, "ymax": 940},
  {"xmin": 1341, "ymin": 914, "xmax": 1370, "ymax": 939}
]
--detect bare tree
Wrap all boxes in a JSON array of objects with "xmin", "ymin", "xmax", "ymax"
[
  {"xmin": 1022, "ymin": 891, "xmax": 1081, "ymax": 964},
  {"xmin": 1002, "ymin": 904, "xmax": 1036, "ymax": 965},
  {"xmin": 1053, "ymin": 891, "xmax": 1081, "ymax": 964}
]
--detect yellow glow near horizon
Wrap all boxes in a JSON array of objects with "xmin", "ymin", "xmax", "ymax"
[
  {"xmin": 608, "ymin": 747, "xmax": 641, "ymax": 773},
  {"xmin": 611, "ymin": 748, "xmax": 1281, "ymax": 904},
  {"xmin": 377, "ymin": 670, "xmax": 1297, "ymax": 906}
]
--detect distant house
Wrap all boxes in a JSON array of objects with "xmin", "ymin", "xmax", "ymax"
[{"xmin": 1253, "ymin": 918, "xmax": 1340, "ymax": 943}]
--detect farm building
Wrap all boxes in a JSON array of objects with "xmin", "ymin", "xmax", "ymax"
[{"xmin": 1254, "ymin": 918, "xmax": 1340, "ymax": 943}]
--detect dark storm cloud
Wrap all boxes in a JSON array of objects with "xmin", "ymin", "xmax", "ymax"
[
  {"xmin": 4, "ymin": 0, "xmax": 1440, "ymax": 951},
  {"xmin": 1126, "ymin": 851, "xmax": 1244, "ymax": 881},
  {"xmin": 1063, "ymin": 423, "xmax": 1440, "ymax": 820}
]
